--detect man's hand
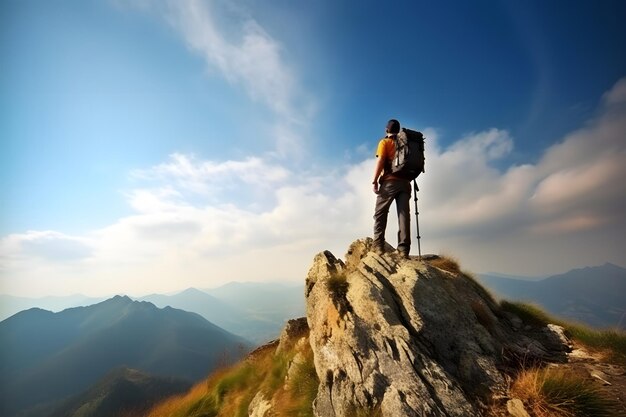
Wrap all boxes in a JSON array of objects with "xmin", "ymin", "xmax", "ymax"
[{"xmin": 372, "ymin": 181, "xmax": 379, "ymax": 194}]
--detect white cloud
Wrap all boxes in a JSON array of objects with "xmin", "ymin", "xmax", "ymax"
[
  {"xmin": 132, "ymin": 153, "xmax": 290, "ymax": 194},
  {"xmin": 1, "ymin": 231, "xmax": 94, "ymax": 262},
  {"xmin": 603, "ymin": 77, "xmax": 626, "ymax": 106},
  {"xmin": 3, "ymin": 79, "xmax": 626, "ymax": 295}
]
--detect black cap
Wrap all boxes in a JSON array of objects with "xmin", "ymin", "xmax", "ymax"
[{"xmin": 386, "ymin": 119, "xmax": 400, "ymax": 134}]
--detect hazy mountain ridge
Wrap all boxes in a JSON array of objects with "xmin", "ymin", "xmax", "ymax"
[
  {"xmin": 142, "ymin": 283, "xmax": 305, "ymax": 343},
  {"xmin": 0, "ymin": 294, "xmax": 105, "ymax": 322},
  {"xmin": 49, "ymin": 367, "xmax": 191, "ymax": 417},
  {"xmin": 0, "ymin": 296, "xmax": 250, "ymax": 417},
  {"xmin": 478, "ymin": 262, "xmax": 626, "ymax": 329},
  {"xmin": 1, "ymin": 283, "xmax": 306, "ymax": 344}
]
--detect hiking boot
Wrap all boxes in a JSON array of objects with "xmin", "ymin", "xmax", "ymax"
[
  {"xmin": 372, "ymin": 245, "xmax": 385, "ymax": 255},
  {"xmin": 396, "ymin": 249, "xmax": 410, "ymax": 259}
]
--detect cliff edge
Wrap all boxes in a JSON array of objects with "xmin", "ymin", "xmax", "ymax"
[{"xmin": 305, "ymin": 238, "xmax": 571, "ymax": 417}]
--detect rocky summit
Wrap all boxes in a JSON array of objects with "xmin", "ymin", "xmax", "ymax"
[{"xmin": 304, "ymin": 239, "xmax": 572, "ymax": 417}]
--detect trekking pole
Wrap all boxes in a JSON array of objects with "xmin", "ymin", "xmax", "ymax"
[{"xmin": 413, "ymin": 179, "xmax": 422, "ymax": 260}]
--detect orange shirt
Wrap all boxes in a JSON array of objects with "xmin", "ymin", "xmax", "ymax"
[
  {"xmin": 375, "ymin": 137, "xmax": 402, "ymax": 181},
  {"xmin": 376, "ymin": 137, "xmax": 395, "ymax": 160}
]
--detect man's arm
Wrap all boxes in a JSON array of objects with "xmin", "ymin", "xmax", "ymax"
[{"xmin": 372, "ymin": 155, "xmax": 385, "ymax": 194}]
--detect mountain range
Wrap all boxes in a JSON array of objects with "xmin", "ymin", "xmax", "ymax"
[
  {"xmin": 1, "ymin": 282, "xmax": 306, "ymax": 343},
  {"xmin": 141, "ymin": 283, "xmax": 305, "ymax": 343},
  {"xmin": 477, "ymin": 262, "xmax": 626, "ymax": 329},
  {"xmin": 0, "ymin": 296, "xmax": 249, "ymax": 417},
  {"xmin": 49, "ymin": 367, "xmax": 191, "ymax": 417},
  {"xmin": 0, "ymin": 294, "xmax": 104, "ymax": 321}
]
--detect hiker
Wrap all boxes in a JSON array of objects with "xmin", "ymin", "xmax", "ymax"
[{"xmin": 371, "ymin": 119, "xmax": 411, "ymax": 258}]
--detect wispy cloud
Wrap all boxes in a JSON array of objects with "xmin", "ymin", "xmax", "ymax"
[
  {"xmin": 1, "ymin": 231, "xmax": 94, "ymax": 262},
  {"xmin": 132, "ymin": 153, "xmax": 289, "ymax": 191},
  {"xmin": 165, "ymin": 1, "xmax": 295, "ymax": 117},
  {"xmin": 119, "ymin": 0, "xmax": 312, "ymax": 156},
  {"xmin": 603, "ymin": 77, "xmax": 626, "ymax": 106},
  {"xmin": 2, "ymin": 78, "xmax": 625, "ymax": 295}
]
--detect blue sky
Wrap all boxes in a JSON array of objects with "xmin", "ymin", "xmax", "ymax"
[{"xmin": 2, "ymin": 0, "xmax": 626, "ymax": 296}]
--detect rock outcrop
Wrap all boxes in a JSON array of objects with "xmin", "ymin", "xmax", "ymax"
[
  {"xmin": 247, "ymin": 317, "xmax": 315, "ymax": 417},
  {"xmin": 305, "ymin": 239, "xmax": 572, "ymax": 417}
]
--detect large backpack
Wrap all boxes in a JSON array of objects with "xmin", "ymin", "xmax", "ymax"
[{"xmin": 390, "ymin": 128, "xmax": 425, "ymax": 180}]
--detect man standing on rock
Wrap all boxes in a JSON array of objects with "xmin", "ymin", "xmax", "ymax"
[{"xmin": 371, "ymin": 119, "xmax": 411, "ymax": 258}]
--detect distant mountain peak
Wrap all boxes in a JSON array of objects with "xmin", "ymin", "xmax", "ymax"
[
  {"xmin": 0, "ymin": 293, "xmax": 251, "ymax": 417},
  {"xmin": 601, "ymin": 262, "xmax": 625, "ymax": 270},
  {"xmin": 178, "ymin": 287, "xmax": 207, "ymax": 296},
  {"xmin": 565, "ymin": 262, "xmax": 625, "ymax": 274},
  {"xmin": 110, "ymin": 294, "xmax": 133, "ymax": 303}
]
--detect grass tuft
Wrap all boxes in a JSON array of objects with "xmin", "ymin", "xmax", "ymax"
[
  {"xmin": 277, "ymin": 347, "xmax": 319, "ymax": 417},
  {"xmin": 326, "ymin": 271, "xmax": 349, "ymax": 299},
  {"xmin": 428, "ymin": 255, "xmax": 460, "ymax": 274},
  {"xmin": 511, "ymin": 367, "xmax": 618, "ymax": 417},
  {"xmin": 264, "ymin": 352, "xmax": 291, "ymax": 395},
  {"xmin": 213, "ymin": 364, "xmax": 256, "ymax": 405},
  {"xmin": 326, "ymin": 271, "xmax": 352, "ymax": 317},
  {"xmin": 501, "ymin": 301, "xmax": 552, "ymax": 327}
]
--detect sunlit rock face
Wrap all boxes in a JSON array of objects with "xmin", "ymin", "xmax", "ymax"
[{"xmin": 305, "ymin": 238, "xmax": 571, "ymax": 417}]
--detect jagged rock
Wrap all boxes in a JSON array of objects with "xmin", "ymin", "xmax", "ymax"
[
  {"xmin": 506, "ymin": 398, "xmax": 531, "ymax": 417},
  {"xmin": 276, "ymin": 317, "xmax": 309, "ymax": 355},
  {"xmin": 248, "ymin": 392, "xmax": 272, "ymax": 417},
  {"xmin": 544, "ymin": 324, "xmax": 573, "ymax": 351},
  {"xmin": 505, "ymin": 323, "xmax": 572, "ymax": 364},
  {"xmin": 305, "ymin": 238, "xmax": 572, "ymax": 417}
]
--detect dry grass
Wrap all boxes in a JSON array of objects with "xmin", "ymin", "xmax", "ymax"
[
  {"xmin": 501, "ymin": 301, "xmax": 552, "ymax": 327},
  {"xmin": 565, "ymin": 324, "xmax": 626, "ymax": 365},
  {"xmin": 511, "ymin": 367, "xmax": 617, "ymax": 417},
  {"xmin": 427, "ymin": 255, "xmax": 460, "ymax": 274},
  {"xmin": 146, "ymin": 337, "xmax": 318, "ymax": 417},
  {"xmin": 146, "ymin": 356, "xmax": 265, "ymax": 417},
  {"xmin": 272, "ymin": 347, "xmax": 319, "ymax": 417}
]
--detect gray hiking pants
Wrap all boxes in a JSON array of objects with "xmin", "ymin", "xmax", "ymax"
[{"xmin": 373, "ymin": 180, "xmax": 411, "ymax": 253}]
